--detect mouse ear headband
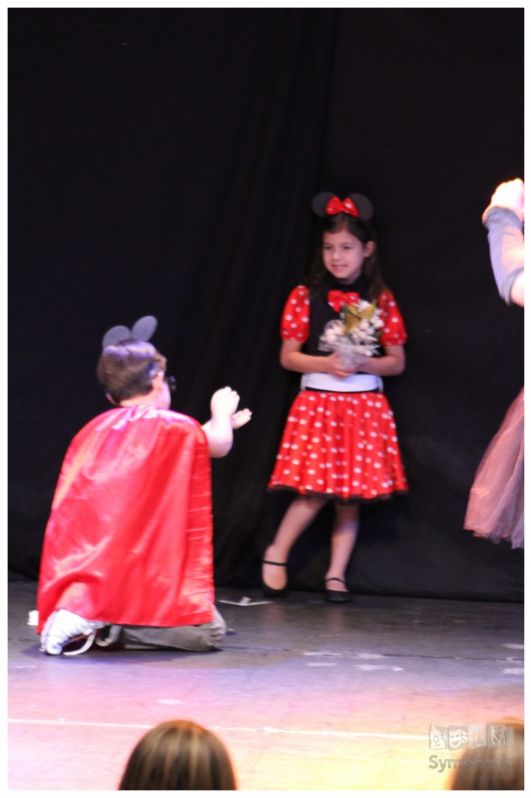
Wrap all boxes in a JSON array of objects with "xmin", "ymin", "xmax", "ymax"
[
  {"xmin": 312, "ymin": 192, "xmax": 374, "ymax": 221},
  {"xmin": 101, "ymin": 315, "xmax": 158, "ymax": 350}
]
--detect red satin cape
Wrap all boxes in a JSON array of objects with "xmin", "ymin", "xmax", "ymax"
[{"xmin": 37, "ymin": 406, "xmax": 214, "ymax": 631}]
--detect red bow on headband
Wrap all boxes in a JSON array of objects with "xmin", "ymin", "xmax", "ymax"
[
  {"xmin": 326, "ymin": 196, "xmax": 360, "ymax": 218},
  {"xmin": 328, "ymin": 290, "xmax": 360, "ymax": 312}
]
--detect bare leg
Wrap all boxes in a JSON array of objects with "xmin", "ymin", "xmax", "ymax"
[
  {"xmin": 324, "ymin": 503, "xmax": 359, "ymax": 592},
  {"xmin": 263, "ymin": 495, "xmax": 327, "ymax": 589}
]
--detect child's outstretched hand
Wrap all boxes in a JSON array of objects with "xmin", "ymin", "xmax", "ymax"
[
  {"xmin": 204, "ymin": 387, "xmax": 251, "ymax": 457},
  {"xmin": 210, "ymin": 388, "xmax": 251, "ymax": 427},
  {"xmin": 231, "ymin": 408, "xmax": 252, "ymax": 429},
  {"xmin": 210, "ymin": 386, "xmax": 241, "ymax": 419}
]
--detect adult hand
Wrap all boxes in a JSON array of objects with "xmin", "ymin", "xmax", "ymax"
[{"xmin": 483, "ymin": 178, "xmax": 524, "ymax": 223}]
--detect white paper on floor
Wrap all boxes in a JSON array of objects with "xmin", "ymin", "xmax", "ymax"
[{"xmin": 218, "ymin": 596, "xmax": 272, "ymax": 606}]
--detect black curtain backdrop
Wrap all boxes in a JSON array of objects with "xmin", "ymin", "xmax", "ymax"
[{"xmin": 9, "ymin": 8, "xmax": 523, "ymax": 601}]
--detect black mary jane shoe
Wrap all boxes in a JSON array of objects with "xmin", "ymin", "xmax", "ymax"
[
  {"xmin": 261, "ymin": 559, "xmax": 289, "ymax": 598},
  {"xmin": 325, "ymin": 577, "xmax": 352, "ymax": 604}
]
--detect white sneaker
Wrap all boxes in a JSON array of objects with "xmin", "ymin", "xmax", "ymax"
[{"xmin": 40, "ymin": 609, "xmax": 105, "ymax": 656}]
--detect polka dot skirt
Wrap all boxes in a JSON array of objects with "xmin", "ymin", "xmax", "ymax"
[{"xmin": 269, "ymin": 390, "xmax": 408, "ymax": 502}]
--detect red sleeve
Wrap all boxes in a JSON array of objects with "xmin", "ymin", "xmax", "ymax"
[
  {"xmin": 280, "ymin": 285, "xmax": 310, "ymax": 342},
  {"xmin": 378, "ymin": 290, "xmax": 407, "ymax": 346}
]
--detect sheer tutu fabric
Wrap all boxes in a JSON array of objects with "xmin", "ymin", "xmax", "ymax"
[
  {"xmin": 268, "ymin": 390, "xmax": 408, "ymax": 502},
  {"xmin": 465, "ymin": 389, "xmax": 524, "ymax": 549}
]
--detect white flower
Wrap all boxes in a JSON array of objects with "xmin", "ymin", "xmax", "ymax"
[{"xmin": 318, "ymin": 300, "xmax": 383, "ymax": 357}]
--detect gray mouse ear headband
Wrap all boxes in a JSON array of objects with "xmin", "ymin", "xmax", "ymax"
[
  {"xmin": 312, "ymin": 192, "xmax": 374, "ymax": 221},
  {"xmin": 101, "ymin": 315, "xmax": 158, "ymax": 350}
]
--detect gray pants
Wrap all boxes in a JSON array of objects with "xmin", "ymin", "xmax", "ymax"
[{"xmin": 117, "ymin": 607, "xmax": 227, "ymax": 652}]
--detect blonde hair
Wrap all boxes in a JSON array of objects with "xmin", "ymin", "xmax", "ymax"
[
  {"xmin": 118, "ymin": 719, "xmax": 237, "ymax": 790},
  {"xmin": 449, "ymin": 717, "xmax": 524, "ymax": 790}
]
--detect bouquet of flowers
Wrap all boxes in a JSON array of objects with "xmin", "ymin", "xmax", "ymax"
[{"xmin": 319, "ymin": 299, "xmax": 383, "ymax": 368}]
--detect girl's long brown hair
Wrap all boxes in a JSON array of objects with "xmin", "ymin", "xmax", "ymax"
[
  {"xmin": 118, "ymin": 719, "xmax": 237, "ymax": 790},
  {"xmin": 306, "ymin": 213, "xmax": 387, "ymax": 303}
]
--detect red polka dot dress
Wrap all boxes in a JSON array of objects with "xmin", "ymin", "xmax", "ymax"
[{"xmin": 268, "ymin": 277, "xmax": 408, "ymax": 503}]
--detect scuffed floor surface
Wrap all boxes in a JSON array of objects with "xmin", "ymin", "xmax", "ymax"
[{"xmin": 9, "ymin": 581, "xmax": 523, "ymax": 791}]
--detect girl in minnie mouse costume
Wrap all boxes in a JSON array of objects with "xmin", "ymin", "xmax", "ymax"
[{"xmin": 264, "ymin": 192, "xmax": 408, "ymax": 602}]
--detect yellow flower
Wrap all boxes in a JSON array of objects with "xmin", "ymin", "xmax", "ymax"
[{"xmin": 341, "ymin": 302, "xmax": 377, "ymax": 333}]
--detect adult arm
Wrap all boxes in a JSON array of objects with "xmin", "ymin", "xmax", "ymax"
[{"xmin": 482, "ymin": 179, "xmax": 524, "ymax": 306}]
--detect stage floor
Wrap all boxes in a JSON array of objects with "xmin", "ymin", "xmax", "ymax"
[{"xmin": 8, "ymin": 580, "xmax": 523, "ymax": 791}]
